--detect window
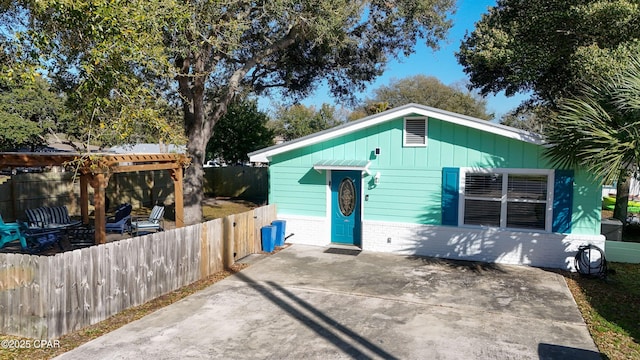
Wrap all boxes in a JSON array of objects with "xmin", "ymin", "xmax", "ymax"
[
  {"xmin": 404, "ymin": 117, "xmax": 427, "ymax": 146},
  {"xmin": 460, "ymin": 169, "xmax": 553, "ymax": 231}
]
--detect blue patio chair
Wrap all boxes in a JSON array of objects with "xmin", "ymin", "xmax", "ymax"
[
  {"xmin": 0, "ymin": 214, "xmax": 27, "ymax": 249},
  {"xmin": 0, "ymin": 220, "xmax": 27, "ymax": 250},
  {"xmin": 1, "ymin": 216, "xmax": 61, "ymax": 253},
  {"xmin": 130, "ymin": 205, "xmax": 165, "ymax": 236},
  {"xmin": 19, "ymin": 223, "xmax": 64, "ymax": 253},
  {"xmin": 0, "ymin": 214, "xmax": 20, "ymax": 230},
  {"xmin": 0, "ymin": 228, "xmax": 27, "ymax": 250},
  {"xmin": 106, "ymin": 203, "xmax": 132, "ymax": 234}
]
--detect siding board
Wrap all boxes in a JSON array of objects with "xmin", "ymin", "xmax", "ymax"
[{"xmin": 508, "ymin": 140, "xmax": 524, "ymax": 167}]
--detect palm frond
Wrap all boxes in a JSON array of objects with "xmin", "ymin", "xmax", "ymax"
[
  {"xmin": 612, "ymin": 58, "xmax": 640, "ymax": 111},
  {"xmin": 544, "ymin": 63, "xmax": 640, "ymax": 185}
]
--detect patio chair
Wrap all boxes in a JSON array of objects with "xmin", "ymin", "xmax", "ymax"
[
  {"xmin": 0, "ymin": 214, "xmax": 27, "ymax": 250},
  {"xmin": 20, "ymin": 224, "xmax": 64, "ymax": 253},
  {"xmin": 106, "ymin": 203, "xmax": 132, "ymax": 234},
  {"xmin": 1, "ymin": 217, "xmax": 62, "ymax": 253},
  {"xmin": 130, "ymin": 205, "xmax": 165, "ymax": 236},
  {"xmin": 24, "ymin": 205, "xmax": 81, "ymax": 230},
  {"xmin": 0, "ymin": 214, "xmax": 20, "ymax": 230}
]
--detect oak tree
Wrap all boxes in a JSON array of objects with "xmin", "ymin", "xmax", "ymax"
[
  {"xmin": 270, "ymin": 103, "xmax": 343, "ymax": 141},
  {"xmin": 206, "ymin": 99, "xmax": 273, "ymax": 164},
  {"xmin": 4, "ymin": 0, "xmax": 455, "ymax": 223},
  {"xmin": 0, "ymin": 76, "xmax": 71, "ymax": 151},
  {"xmin": 457, "ymin": 0, "xmax": 640, "ymax": 107},
  {"xmin": 362, "ymin": 75, "xmax": 492, "ymax": 119}
]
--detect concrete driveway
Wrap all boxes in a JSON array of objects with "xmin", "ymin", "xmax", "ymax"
[{"xmin": 56, "ymin": 244, "xmax": 600, "ymax": 360}]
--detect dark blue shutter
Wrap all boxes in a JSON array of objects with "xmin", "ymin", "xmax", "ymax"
[
  {"xmin": 442, "ymin": 167, "xmax": 460, "ymax": 226},
  {"xmin": 552, "ymin": 170, "xmax": 574, "ymax": 233}
]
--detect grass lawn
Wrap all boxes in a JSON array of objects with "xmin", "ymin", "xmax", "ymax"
[
  {"xmin": 602, "ymin": 196, "xmax": 640, "ymax": 213},
  {"xmin": 564, "ymin": 263, "xmax": 640, "ymax": 360},
  {"xmin": 202, "ymin": 198, "xmax": 259, "ymax": 220}
]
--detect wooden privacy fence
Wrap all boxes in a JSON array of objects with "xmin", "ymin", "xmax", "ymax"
[
  {"xmin": 0, "ymin": 204, "xmax": 276, "ymax": 339},
  {"xmin": 203, "ymin": 166, "xmax": 268, "ymax": 201}
]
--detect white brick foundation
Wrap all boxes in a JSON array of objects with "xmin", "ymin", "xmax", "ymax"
[
  {"xmin": 361, "ymin": 220, "xmax": 605, "ymax": 271},
  {"xmin": 277, "ymin": 216, "xmax": 606, "ymax": 270},
  {"xmin": 275, "ymin": 215, "xmax": 330, "ymax": 247}
]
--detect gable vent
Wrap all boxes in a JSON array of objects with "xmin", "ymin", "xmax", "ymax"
[{"xmin": 404, "ymin": 118, "xmax": 427, "ymax": 146}]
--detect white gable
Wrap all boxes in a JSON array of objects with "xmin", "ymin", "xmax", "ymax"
[{"xmin": 249, "ymin": 103, "xmax": 544, "ymax": 163}]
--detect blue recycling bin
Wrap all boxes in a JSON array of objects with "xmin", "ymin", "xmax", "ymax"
[
  {"xmin": 261, "ymin": 225, "xmax": 276, "ymax": 252},
  {"xmin": 272, "ymin": 220, "xmax": 286, "ymax": 247}
]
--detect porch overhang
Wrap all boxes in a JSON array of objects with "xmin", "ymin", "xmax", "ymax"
[{"xmin": 313, "ymin": 160, "xmax": 372, "ymax": 175}]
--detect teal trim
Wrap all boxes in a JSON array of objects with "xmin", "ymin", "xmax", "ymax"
[
  {"xmin": 553, "ymin": 170, "xmax": 574, "ymax": 233},
  {"xmin": 441, "ymin": 167, "xmax": 459, "ymax": 226}
]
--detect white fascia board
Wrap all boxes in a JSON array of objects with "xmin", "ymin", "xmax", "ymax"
[
  {"xmin": 249, "ymin": 108, "xmax": 414, "ymax": 163},
  {"xmin": 248, "ymin": 104, "xmax": 544, "ymax": 163},
  {"xmin": 426, "ymin": 109, "xmax": 545, "ymax": 145},
  {"xmin": 249, "ymin": 153, "xmax": 270, "ymax": 163}
]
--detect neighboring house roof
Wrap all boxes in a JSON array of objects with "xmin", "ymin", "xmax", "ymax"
[
  {"xmin": 46, "ymin": 136, "xmax": 101, "ymax": 152},
  {"xmin": 108, "ymin": 143, "xmax": 187, "ymax": 154},
  {"xmin": 248, "ymin": 103, "xmax": 544, "ymax": 163}
]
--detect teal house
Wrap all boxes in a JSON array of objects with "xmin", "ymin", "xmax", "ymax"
[{"xmin": 249, "ymin": 104, "xmax": 604, "ymax": 270}]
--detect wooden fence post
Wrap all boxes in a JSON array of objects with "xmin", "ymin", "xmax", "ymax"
[{"xmin": 200, "ymin": 222, "xmax": 209, "ymax": 278}]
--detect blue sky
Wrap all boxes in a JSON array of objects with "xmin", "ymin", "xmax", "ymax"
[{"xmin": 261, "ymin": 0, "xmax": 530, "ymax": 120}]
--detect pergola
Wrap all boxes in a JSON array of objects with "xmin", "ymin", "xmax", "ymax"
[{"xmin": 0, "ymin": 152, "xmax": 190, "ymax": 244}]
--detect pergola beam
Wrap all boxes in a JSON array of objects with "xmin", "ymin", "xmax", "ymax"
[{"xmin": 110, "ymin": 163, "xmax": 180, "ymax": 173}]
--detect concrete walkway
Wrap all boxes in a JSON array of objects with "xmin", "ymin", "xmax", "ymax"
[{"xmin": 56, "ymin": 245, "xmax": 600, "ymax": 359}]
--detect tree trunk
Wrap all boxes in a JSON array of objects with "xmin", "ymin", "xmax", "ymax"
[
  {"xmin": 183, "ymin": 144, "xmax": 205, "ymax": 225},
  {"xmin": 178, "ymin": 45, "xmax": 254, "ymax": 224},
  {"xmin": 613, "ymin": 171, "xmax": 630, "ymax": 225},
  {"xmin": 179, "ymin": 50, "xmax": 213, "ymax": 225}
]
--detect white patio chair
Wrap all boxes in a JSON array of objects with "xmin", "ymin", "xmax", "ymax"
[{"xmin": 130, "ymin": 205, "xmax": 165, "ymax": 236}]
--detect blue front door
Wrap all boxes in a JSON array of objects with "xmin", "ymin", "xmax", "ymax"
[{"xmin": 331, "ymin": 170, "xmax": 361, "ymax": 246}]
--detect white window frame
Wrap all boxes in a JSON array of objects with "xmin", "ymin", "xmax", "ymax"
[
  {"xmin": 458, "ymin": 168, "xmax": 555, "ymax": 232},
  {"xmin": 403, "ymin": 116, "xmax": 427, "ymax": 147}
]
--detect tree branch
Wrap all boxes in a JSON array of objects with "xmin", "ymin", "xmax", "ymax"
[{"xmin": 208, "ymin": 25, "xmax": 302, "ymax": 127}]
